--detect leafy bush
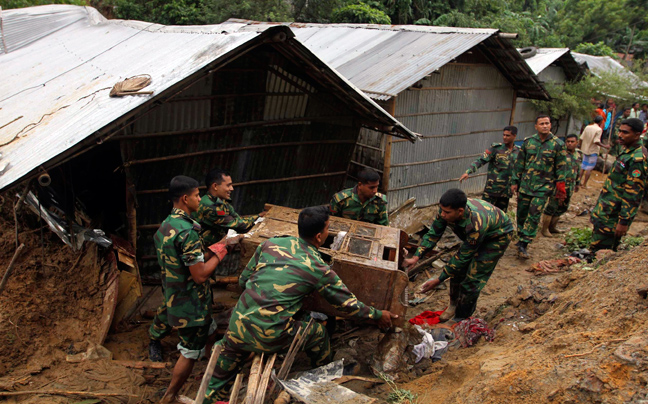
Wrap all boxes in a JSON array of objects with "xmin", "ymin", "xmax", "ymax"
[
  {"xmin": 331, "ymin": 3, "xmax": 391, "ymax": 24},
  {"xmin": 564, "ymin": 227, "xmax": 593, "ymax": 251},
  {"xmin": 574, "ymin": 42, "xmax": 617, "ymax": 57},
  {"xmin": 619, "ymin": 236, "xmax": 644, "ymax": 250}
]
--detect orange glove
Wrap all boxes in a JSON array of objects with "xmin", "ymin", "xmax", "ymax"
[
  {"xmin": 555, "ymin": 182, "xmax": 566, "ymax": 200},
  {"xmin": 208, "ymin": 243, "xmax": 228, "ymax": 261}
]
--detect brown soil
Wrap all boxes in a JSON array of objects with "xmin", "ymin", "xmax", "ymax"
[{"xmin": 1, "ymin": 171, "xmax": 647, "ymax": 403}]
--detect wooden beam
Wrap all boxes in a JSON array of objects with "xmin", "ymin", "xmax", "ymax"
[{"xmin": 382, "ymin": 98, "xmax": 396, "ymax": 193}]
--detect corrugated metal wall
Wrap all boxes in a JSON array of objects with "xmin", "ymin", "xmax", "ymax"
[
  {"xmin": 118, "ymin": 44, "xmax": 361, "ymax": 269},
  {"xmin": 387, "ymin": 58, "xmax": 515, "ymax": 208},
  {"xmin": 514, "ymin": 65, "xmax": 569, "ymax": 139}
]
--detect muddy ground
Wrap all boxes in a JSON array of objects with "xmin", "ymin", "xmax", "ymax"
[{"xmin": 0, "ymin": 171, "xmax": 647, "ymax": 403}]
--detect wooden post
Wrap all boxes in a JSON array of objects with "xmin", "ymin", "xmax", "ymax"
[
  {"xmin": 382, "ymin": 97, "xmax": 397, "ymax": 194},
  {"xmin": 194, "ymin": 345, "xmax": 222, "ymax": 404},
  {"xmin": 120, "ymin": 140, "xmax": 138, "ymax": 250},
  {"xmin": 509, "ymin": 90, "xmax": 518, "ymax": 126}
]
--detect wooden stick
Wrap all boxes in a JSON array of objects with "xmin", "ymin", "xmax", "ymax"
[
  {"xmin": 194, "ymin": 344, "xmax": 223, "ymax": 404},
  {"xmin": 277, "ymin": 319, "xmax": 314, "ymax": 381},
  {"xmin": 333, "ymin": 375, "xmax": 384, "ymax": 384},
  {"xmin": 0, "ymin": 390, "xmax": 137, "ymax": 398},
  {"xmin": 245, "ymin": 354, "xmax": 264, "ymax": 404},
  {"xmin": 274, "ymin": 390, "xmax": 291, "ymax": 404},
  {"xmin": 564, "ymin": 339, "xmax": 626, "ymax": 358},
  {"xmin": 0, "ymin": 243, "xmax": 25, "ymax": 298},
  {"xmin": 113, "ymin": 360, "xmax": 170, "ymax": 369},
  {"xmin": 254, "ymin": 353, "xmax": 277, "ymax": 404},
  {"xmin": 229, "ymin": 374, "xmax": 243, "ymax": 404}
]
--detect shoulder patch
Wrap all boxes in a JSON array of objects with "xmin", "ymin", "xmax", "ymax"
[
  {"xmin": 375, "ymin": 193, "xmax": 387, "ymax": 203},
  {"xmin": 216, "ymin": 210, "xmax": 227, "ymax": 216},
  {"xmin": 491, "ymin": 142, "xmax": 502, "ymax": 148},
  {"xmin": 632, "ymin": 169, "xmax": 641, "ymax": 177}
]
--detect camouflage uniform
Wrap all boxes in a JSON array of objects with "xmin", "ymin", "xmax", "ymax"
[
  {"xmin": 545, "ymin": 150, "xmax": 581, "ymax": 217},
  {"xmin": 329, "ymin": 186, "xmax": 388, "ymax": 226},
  {"xmin": 148, "ymin": 208, "xmax": 213, "ymax": 358},
  {"xmin": 511, "ymin": 133, "xmax": 567, "ymax": 244},
  {"xmin": 464, "ymin": 142, "xmax": 520, "ymax": 212},
  {"xmin": 203, "ymin": 236, "xmax": 382, "ymax": 403},
  {"xmin": 195, "ymin": 194, "xmax": 258, "ymax": 247},
  {"xmin": 415, "ymin": 199, "xmax": 513, "ymax": 319},
  {"xmin": 590, "ymin": 143, "xmax": 647, "ymax": 251}
]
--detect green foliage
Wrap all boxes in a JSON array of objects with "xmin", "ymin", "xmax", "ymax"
[
  {"xmin": 379, "ymin": 372, "xmax": 419, "ymax": 404},
  {"xmin": 331, "ymin": 3, "xmax": 391, "ymax": 24},
  {"xmin": 619, "ymin": 236, "xmax": 644, "ymax": 250},
  {"xmin": 202, "ymin": 0, "xmax": 291, "ymax": 23},
  {"xmin": 564, "ymin": 227, "xmax": 593, "ymax": 251},
  {"xmin": 574, "ymin": 42, "xmax": 616, "ymax": 57},
  {"xmin": 1, "ymin": 0, "xmax": 86, "ymax": 8},
  {"xmin": 529, "ymin": 70, "xmax": 648, "ymax": 122}
]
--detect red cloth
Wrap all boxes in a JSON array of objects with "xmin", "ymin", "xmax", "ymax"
[
  {"xmin": 409, "ymin": 310, "xmax": 444, "ymax": 326},
  {"xmin": 555, "ymin": 181, "xmax": 566, "ymax": 200}
]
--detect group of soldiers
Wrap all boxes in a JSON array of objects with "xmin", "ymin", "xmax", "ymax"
[
  {"xmin": 148, "ymin": 113, "xmax": 647, "ymax": 403},
  {"xmin": 149, "ymin": 168, "xmax": 395, "ymax": 403}
]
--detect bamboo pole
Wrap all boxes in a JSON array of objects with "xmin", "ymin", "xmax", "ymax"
[
  {"xmin": 245, "ymin": 354, "xmax": 264, "ymax": 404},
  {"xmin": 229, "ymin": 374, "xmax": 244, "ymax": 404},
  {"xmin": 254, "ymin": 353, "xmax": 277, "ymax": 404},
  {"xmin": 194, "ymin": 345, "xmax": 223, "ymax": 404}
]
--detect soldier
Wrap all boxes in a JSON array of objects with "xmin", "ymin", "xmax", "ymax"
[
  {"xmin": 202, "ymin": 206, "xmax": 398, "ymax": 403},
  {"xmin": 196, "ymin": 168, "xmax": 265, "ymax": 247},
  {"xmin": 542, "ymin": 134, "xmax": 581, "ymax": 236},
  {"xmin": 511, "ymin": 115, "xmax": 567, "ymax": 259},
  {"xmin": 459, "ymin": 126, "xmax": 520, "ymax": 211},
  {"xmin": 148, "ymin": 176, "xmax": 230, "ymax": 404},
  {"xmin": 609, "ymin": 107, "xmax": 631, "ymax": 157},
  {"xmin": 403, "ymin": 189, "xmax": 513, "ymax": 322},
  {"xmin": 329, "ymin": 168, "xmax": 388, "ymax": 226},
  {"xmin": 590, "ymin": 118, "xmax": 647, "ymax": 252}
]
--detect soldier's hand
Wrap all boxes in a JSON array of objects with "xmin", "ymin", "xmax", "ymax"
[
  {"xmin": 459, "ymin": 173, "xmax": 469, "ymax": 183},
  {"xmin": 377, "ymin": 310, "xmax": 398, "ymax": 329},
  {"xmin": 615, "ymin": 223, "xmax": 629, "ymax": 239},
  {"xmin": 403, "ymin": 256, "xmax": 420, "ymax": 271},
  {"xmin": 511, "ymin": 185, "xmax": 518, "ymax": 196},
  {"xmin": 420, "ymin": 278, "xmax": 441, "ymax": 294}
]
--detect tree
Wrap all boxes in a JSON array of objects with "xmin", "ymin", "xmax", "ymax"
[
  {"xmin": 331, "ymin": 3, "xmax": 391, "ymax": 24},
  {"xmin": 574, "ymin": 42, "xmax": 616, "ymax": 57}
]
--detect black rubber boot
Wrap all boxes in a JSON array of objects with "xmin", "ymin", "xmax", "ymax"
[
  {"xmin": 517, "ymin": 241, "xmax": 530, "ymax": 259},
  {"xmin": 148, "ymin": 339, "xmax": 163, "ymax": 362}
]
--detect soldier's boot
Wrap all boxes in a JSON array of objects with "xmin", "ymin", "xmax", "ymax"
[
  {"xmin": 541, "ymin": 215, "xmax": 553, "ymax": 237},
  {"xmin": 549, "ymin": 216, "xmax": 565, "ymax": 234},
  {"xmin": 440, "ymin": 283, "xmax": 460, "ymax": 322},
  {"xmin": 148, "ymin": 339, "xmax": 163, "ymax": 362},
  {"xmin": 517, "ymin": 241, "xmax": 530, "ymax": 259}
]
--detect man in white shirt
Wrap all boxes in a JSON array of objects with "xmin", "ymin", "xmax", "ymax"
[{"xmin": 579, "ymin": 116, "xmax": 610, "ymax": 188}]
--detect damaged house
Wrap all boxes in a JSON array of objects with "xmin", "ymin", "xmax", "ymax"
[
  {"xmin": 0, "ymin": 5, "xmax": 417, "ymax": 325},
  {"xmin": 512, "ymin": 48, "xmax": 587, "ymax": 139},
  {"xmin": 223, "ymin": 20, "xmax": 551, "ymax": 208}
]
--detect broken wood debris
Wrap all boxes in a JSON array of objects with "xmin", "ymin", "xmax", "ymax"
[
  {"xmin": 194, "ymin": 345, "xmax": 223, "ymax": 404},
  {"xmin": 229, "ymin": 373, "xmax": 243, "ymax": 404}
]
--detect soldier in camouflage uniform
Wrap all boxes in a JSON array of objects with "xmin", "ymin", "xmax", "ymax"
[
  {"xmin": 148, "ymin": 176, "xmax": 229, "ymax": 404},
  {"xmin": 542, "ymin": 134, "xmax": 581, "ymax": 236},
  {"xmin": 609, "ymin": 107, "xmax": 631, "ymax": 157},
  {"xmin": 403, "ymin": 189, "xmax": 513, "ymax": 322},
  {"xmin": 330, "ymin": 168, "xmax": 388, "ymax": 226},
  {"xmin": 202, "ymin": 206, "xmax": 398, "ymax": 403},
  {"xmin": 590, "ymin": 118, "xmax": 648, "ymax": 252},
  {"xmin": 511, "ymin": 115, "xmax": 567, "ymax": 259},
  {"xmin": 459, "ymin": 126, "xmax": 520, "ymax": 212},
  {"xmin": 196, "ymin": 168, "xmax": 264, "ymax": 247}
]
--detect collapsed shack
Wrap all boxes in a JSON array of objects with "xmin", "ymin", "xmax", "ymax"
[
  {"xmin": 0, "ymin": 4, "xmax": 418, "ymax": 381},
  {"xmin": 0, "ymin": 6, "xmax": 416, "ymax": 273}
]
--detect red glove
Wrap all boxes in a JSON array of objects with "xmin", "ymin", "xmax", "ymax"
[
  {"xmin": 556, "ymin": 182, "xmax": 566, "ymax": 200},
  {"xmin": 208, "ymin": 243, "xmax": 228, "ymax": 261}
]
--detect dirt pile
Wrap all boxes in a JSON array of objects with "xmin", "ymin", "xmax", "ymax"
[{"xmin": 399, "ymin": 244, "xmax": 648, "ymax": 403}]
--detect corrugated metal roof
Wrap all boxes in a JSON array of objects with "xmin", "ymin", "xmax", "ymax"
[
  {"xmin": 519, "ymin": 48, "xmax": 586, "ymax": 82},
  {"xmin": 0, "ymin": 5, "xmax": 417, "ymax": 192},
  {"xmin": 222, "ymin": 19, "xmax": 549, "ymax": 101},
  {"xmin": 572, "ymin": 52, "xmax": 643, "ymax": 84},
  {"xmin": 522, "ymin": 48, "xmax": 570, "ymax": 75}
]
